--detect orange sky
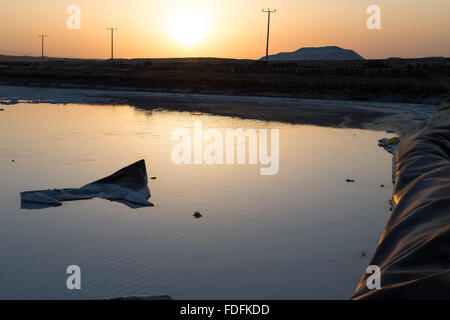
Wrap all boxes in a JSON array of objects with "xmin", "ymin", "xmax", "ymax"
[{"xmin": 0, "ymin": 0, "xmax": 449, "ymax": 59}]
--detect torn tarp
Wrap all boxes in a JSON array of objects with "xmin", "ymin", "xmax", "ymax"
[
  {"xmin": 20, "ymin": 160, "xmax": 153, "ymax": 209},
  {"xmin": 351, "ymin": 105, "xmax": 450, "ymax": 299}
]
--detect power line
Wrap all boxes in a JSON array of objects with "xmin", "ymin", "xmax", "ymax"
[
  {"xmin": 262, "ymin": 8, "xmax": 276, "ymax": 62},
  {"xmin": 38, "ymin": 34, "xmax": 47, "ymax": 63},
  {"xmin": 106, "ymin": 27, "xmax": 118, "ymax": 60}
]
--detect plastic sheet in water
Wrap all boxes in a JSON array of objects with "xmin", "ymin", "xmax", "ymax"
[{"xmin": 20, "ymin": 160, "xmax": 153, "ymax": 209}]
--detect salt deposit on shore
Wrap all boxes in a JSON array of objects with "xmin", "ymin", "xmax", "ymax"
[{"xmin": 0, "ymin": 85, "xmax": 435, "ymax": 134}]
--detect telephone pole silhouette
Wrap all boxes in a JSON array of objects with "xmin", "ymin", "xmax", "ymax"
[
  {"xmin": 38, "ymin": 34, "xmax": 47, "ymax": 63},
  {"xmin": 106, "ymin": 27, "xmax": 118, "ymax": 60},
  {"xmin": 262, "ymin": 8, "xmax": 276, "ymax": 62}
]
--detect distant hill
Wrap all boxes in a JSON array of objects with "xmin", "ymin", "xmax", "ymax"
[{"xmin": 262, "ymin": 46, "xmax": 365, "ymax": 61}]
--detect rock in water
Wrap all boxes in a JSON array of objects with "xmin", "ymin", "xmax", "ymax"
[
  {"xmin": 193, "ymin": 211, "xmax": 202, "ymax": 219},
  {"xmin": 20, "ymin": 160, "xmax": 153, "ymax": 209}
]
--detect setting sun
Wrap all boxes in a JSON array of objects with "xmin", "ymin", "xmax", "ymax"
[{"xmin": 169, "ymin": 9, "xmax": 209, "ymax": 46}]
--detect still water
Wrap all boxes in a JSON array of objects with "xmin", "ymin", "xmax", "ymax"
[{"xmin": 0, "ymin": 103, "xmax": 393, "ymax": 299}]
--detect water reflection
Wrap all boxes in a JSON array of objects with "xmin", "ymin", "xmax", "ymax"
[{"xmin": 0, "ymin": 103, "xmax": 393, "ymax": 299}]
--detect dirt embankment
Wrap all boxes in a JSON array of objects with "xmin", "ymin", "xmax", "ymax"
[{"xmin": 0, "ymin": 57, "xmax": 449, "ymax": 105}]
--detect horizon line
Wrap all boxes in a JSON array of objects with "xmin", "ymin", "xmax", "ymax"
[{"xmin": 0, "ymin": 53, "xmax": 449, "ymax": 61}]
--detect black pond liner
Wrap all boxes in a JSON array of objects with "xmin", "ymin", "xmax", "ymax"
[{"xmin": 351, "ymin": 105, "xmax": 450, "ymax": 299}]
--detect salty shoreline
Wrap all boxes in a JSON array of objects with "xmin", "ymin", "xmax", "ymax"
[{"xmin": 0, "ymin": 85, "xmax": 436, "ymax": 135}]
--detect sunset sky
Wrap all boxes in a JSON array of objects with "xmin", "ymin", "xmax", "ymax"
[{"xmin": 0, "ymin": 0, "xmax": 449, "ymax": 60}]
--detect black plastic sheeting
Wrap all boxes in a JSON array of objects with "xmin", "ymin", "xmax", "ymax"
[{"xmin": 351, "ymin": 105, "xmax": 450, "ymax": 299}]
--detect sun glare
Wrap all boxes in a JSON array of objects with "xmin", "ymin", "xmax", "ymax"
[{"xmin": 169, "ymin": 10, "xmax": 209, "ymax": 46}]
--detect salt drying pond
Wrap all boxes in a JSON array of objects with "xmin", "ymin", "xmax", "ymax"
[{"xmin": 0, "ymin": 102, "xmax": 395, "ymax": 299}]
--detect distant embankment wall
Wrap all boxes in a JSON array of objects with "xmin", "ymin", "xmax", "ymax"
[{"xmin": 0, "ymin": 58, "xmax": 449, "ymax": 104}]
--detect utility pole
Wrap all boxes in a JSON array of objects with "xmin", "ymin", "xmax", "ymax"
[
  {"xmin": 262, "ymin": 8, "xmax": 276, "ymax": 62},
  {"xmin": 38, "ymin": 34, "xmax": 47, "ymax": 63},
  {"xmin": 106, "ymin": 27, "xmax": 118, "ymax": 60}
]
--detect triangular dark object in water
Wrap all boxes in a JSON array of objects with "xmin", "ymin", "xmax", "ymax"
[
  {"xmin": 89, "ymin": 160, "xmax": 148, "ymax": 191},
  {"xmin": 20, "ymin": 160, "xmax": 153, "ymax": 210}
]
